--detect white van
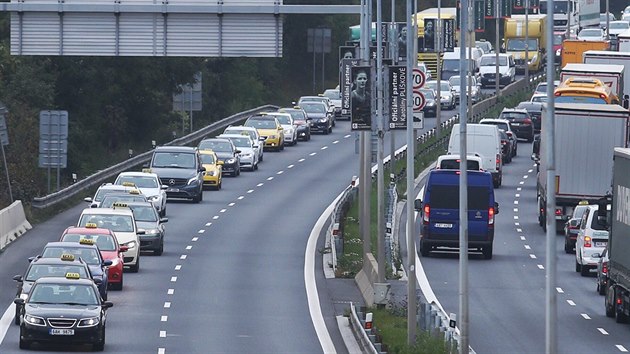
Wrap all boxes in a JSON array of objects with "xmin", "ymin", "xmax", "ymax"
[
  {"xmin": 441, "ymin": 48, "xmax": 481, "ymax": 80},
  {"xmin": 436, "ymin": 154, "xmax": 484, "ymax": 171},
  {"xmin": 448, "ymin": 124, "xmax": 503, "ymax": 187}
]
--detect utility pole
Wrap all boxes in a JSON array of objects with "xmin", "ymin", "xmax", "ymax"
[
  {"xmin": 525, "ymin": 0, "xmax": 529, "ymax": 81},
  {"xmin": 436, "ymin": 0, "xmax": 442, "ymax": 138},
  {"xmin": 495, "ymin": 2, "xmax": 500, "ymax": 97},
  {"xmin": 376, "ymin": 0, "xmax": 385, "ymax": 284}
]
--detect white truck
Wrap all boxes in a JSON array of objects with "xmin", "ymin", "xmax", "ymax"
[
  {"xmin": 583, "ymin": 50, "xmax": 630, "ymax": 100},
  {"xmin": 560, "ymin": 63, "xmax": 625, "ymax": 101},
  {"xmin": 618, "ymin": 29, "xmax": 630, "ymax": 53},
  {"xmin": 539, "ymin": 0, "xmax": 599, "ymax": 34},
  {"xmin": 536, "ymin": 103, "xmax": 629, "ymax": 232}
]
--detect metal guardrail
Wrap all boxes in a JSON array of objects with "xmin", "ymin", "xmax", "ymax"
[{"xmin": 31, "ymin": 105, "xmax": 279, "ymax": 209}]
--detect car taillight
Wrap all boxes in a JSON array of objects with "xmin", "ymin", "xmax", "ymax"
[
  {"xmin": 524, "ymin": 118, "xmax": 532, "ymax": 124},
  {"xmin": 584, "ymin": 236, "xmax": 592, "ymax": 248},
  {"xmin": 423, "ymin": 204, "xmax": 430, "ymax": 224},
  {"xmin": 603, "ymin": 262, "xmax": 608, "ymax": 274},
  {"xmin": 496, "ymin": 154, "xmax": 501, "ymax": 169},
  {"xmin": 555, "ymin": 208, "xmax": 562, "ymax": 216},
  {"xmin": 488, "ymin": 207, "xmax": 495, "ymax": 225},
  {"xmin": 600, "ymin": 94, "xmax": 606, "ymax": 99}
]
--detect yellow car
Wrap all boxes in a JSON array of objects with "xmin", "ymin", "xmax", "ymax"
[
  {"xmin": 244, "ymin": 114, "xmax": 285, "ymax": 151},
  {"xmin": 199, "ymin": 150, "xmax": 223, "ymax": 190}
]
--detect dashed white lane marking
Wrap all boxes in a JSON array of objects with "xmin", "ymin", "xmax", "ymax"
[
  {"xmin": 205, "ymin": 222, "xmax": 212, "ymax": 226},
  {"xmin": 537, "ymin": 264, "xmax": 545, "ymax": 270},
  {"xmin": 556, "ymin": 287, "xmax": 564, "ymax": 294},
  {"xmin": 164, "ymin": 302, "xmax": 171, "ymax": 308},
  {"xmin": 515, "ymin": 222, "xmax": 520, "ymax": 226},
  {"xmin": 170, "ymin": 277, "xmax": 177, "ymax": 282},
  {"xmin": 517, "ymin": 187, "xmax": 522, "ymax": 191},
  {"xmin": 616, "ymin": 344, "xmax": 627, "ymax": 351},
  {"xmin": 299, "ymin": 158, "xmax": 306, "ymax": 162},
  {"xmin": 159, "ymin": 348, "xmax": 166, "ymax": 354},
  {"xmin": 514, "ymin": 216, "xmax": 519, "ymax": 220},
  {"xmin": 192, "ymin": 237, "xmax": 198, "ymax": 242},
  {"xmin": 321, "ymin": 146, "xmax": 328, "ymax": 150},
  {"xmin": 523, "ymin": 175, "xmax": 528, "ymax": 179},
  {"xmin": 186, "ymin": 245, "xmax": 192, "ymax": 250},
  {"xmin": 167, "ymin": 289, "xmax": 174, "ymax": 295},
  {"xmin": 180, "ymin": 255, "xmax": 187, "ymax": 260},
  {"xmin": 519, "ymin": 181, "xmax": 525, "ymax": 185},
  {"xmin": 514, "ymin": 200, "xmax": 519, "ymax": 205},
  {"xmin": 333, "ymin": 140, "xmax": 339, "ymax": 144},
  {"xmin": 288, "ymin": 164, "xmax": 294, "ymax": 168},
  {"xmin": 237, "ymin": 196, "xmax": 244, "ymax": 200},
  {"xmin": 567, "ymin": 300, "xmax": 576, "ymax": 306},
  {"xmin": 257, "ymin": 183, "xmax": 264, "ymax": 187},
  {"xmin": 247, "ymin": 189, "xmax": 254, "ymax": 193},
  {"xmin": 513, "ymin": 208, "xmax": 518, "ymax": 212},
  {"xmin": 516, "ymin": 228, "xmax": 522, "ymax": 233},
  {"xmin": 213, "ymin": 215, "xmax": 219, "ymax": 219},
  {"xmin": 524, "ymin": 245, "xmax": 531, "ymax": 250},
  {"xmin": 161, "ymin": 316, "xmax": 167, "ymax": 322},
  {"xmin": 528, "ymin": 169, "xmax": 533, "ymax": 173},
  {"xmin": 160, "ymin": 331, "xmax": 166, "ymax": 338},
  {"xmin": 599, "ymin": 328, "xmax": 610, "ymax": 335},
  {"xmin": 198, "ymin": 229, "xmax": 205, "ymax": 234},
  {"xmin": 277, "ymin": 171, "xmax": 284, "ymax": 175},
  {"xmin": 228, "ymin": 202, "xmax": 235, "ymax": 207},
  {"xmin": 175, "ymin": 265, "xmax": 182, "ymax": 271},
  {"xmin": 220, "ymin": 209, "xmax": 226, "ymax": 213},
  {"xmin": 515, "ymin": 193, "xmax": 520, "ymax": 198},
  {"xmin": 309, "ymin": 152, "xmax": 317, "ymax": 156},
  {"xmin": 529, "ymin": 254, "xmax": 537, "ymax": 259},
  {"xmin": 520, "ymin": 236, "xmax": 526, "ymax": 241},
  {"xmin": 581, "ymin": 313, "xmax": 591, "ymax": 320}
]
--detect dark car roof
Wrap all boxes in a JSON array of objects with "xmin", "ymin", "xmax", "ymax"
[
  {"xmin": 30, "ymin": 256, "xmax": 89, "ymax": 266},
  {"xmin": 154, "ymin": 146, "xmax": 197, "ymax": 153},
  {"xmin": 44, "ymin": 241, "xmax": 100, "ymax": 250},
  {"xmin": 32, "ymin": 276, "xmax": 95, "ymax": 286},
  {"xmin": 517, "ymin": 101, "xmax": 544, "ymax": 111}
]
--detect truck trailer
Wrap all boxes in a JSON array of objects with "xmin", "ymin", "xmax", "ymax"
[
  {"xmin": 583, "ymin": 50, "xmax": 630, "ymax": 100},
  {"xmin": 536, "ymin": 103, "xmax": 629, "ymax": 232}
]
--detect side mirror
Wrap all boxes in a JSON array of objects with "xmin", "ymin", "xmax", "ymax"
[
  {"xmin": 14, "ymin": 298, "xmax": 25, "ymax": 305},
  {"xmin": 94, "ymin": 278, "xmax": 103, "ymax": 285},
  {"xmin": 217, "ymin": 160, "xmax": 224, "ymax": 165},
  {"xmin": 137, "ymin": 229, "xmax": 146, "ymax": 235},
  {"xmin": 84, "ymin": 197, "xmax": 93, "ymax": 203},
  {"xmin": 13, "ymin": 275, "xmax": 23, "ymax": 282},
  {"xmin": 259, "ymin": 137, "xmax": 266, "ymax": 141},
  {"xmin": 28, "ymin": 256, "xmax": 36, "ymax": 263},
  {"xmin": 161, "ymin": 185, "xmax": 168, "ymax": 190},
  {"xmin": 199, "ymin": 166, "xmax": 206, "ymax": 172},
  {"xmin": 103, "ymin": 260, "xmax": 113, "ymax": 267},
  {"xmin": 253, "ymin": 145, "xmax": 259, "ymax": 149},
  {"xmin": 414, "ymin": 199, "xmax": 422, "ymax": 211},
  {"xmin": 119, "ymin": 245, "xmax": 129, "ymax": 252},
  {"xmin": 235, "ymin": 149, "xmax": 242, "ymax": 155},
  {"xmin": 494, "ymin": 202, "xmax": 500, "ymax": 215},
  {"xmin": 102, "ymin": 301, "xmax": 114, "ymax": 308},
  {"xmin": 160, "ymin": 217, "xmax": 169, "ymax": 224}
]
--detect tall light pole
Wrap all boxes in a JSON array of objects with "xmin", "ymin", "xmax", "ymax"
[
  {"xmin": 495, "ymin": 2, "xmax": 500, "ymax": 97},
  {"xmin": 376, "ymin": 0, "xmax": 386, "ymax": 285},
  {"xmin": 525, "ymin": 0, "xmax": 529, "ymax": 80},
  {"xmin": 436, "ymin": 0, "xmax": 442, "ymax": 138}
]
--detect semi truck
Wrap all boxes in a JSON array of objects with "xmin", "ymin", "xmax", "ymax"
[
  {"xmin": 603, "ymin": 147, "xmax": 630, "ymax": 323},
  {"xmin": 561, "ymin": 39, "xmax": 610, "ymax": 67},
  {"xmin": 536, "ymin": 103, "xmax": 629, "ymax": 232},
  {"xmin": 539, "ymin": 0, "xmax": 599, "ymax": 34},
  {"xmin": 559, "ymin": 63, "xmax": 625, "ymax": 101},
  {"xmin": 504, "ymin": 14, "xmax": 547, "ymax": 73},
  {"xmin": 584, "ymin": 50, "xmax": 630, "ymax": 101}
]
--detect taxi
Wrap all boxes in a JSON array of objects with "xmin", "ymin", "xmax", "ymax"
[
  {"xmin": 83, "ymin": 182, "xmax": 140, "ymax": 208},
  {"xmin": 125, "ymin": 201, "xmax": 167, "ymax": 255},
  {"xmin": 14, "ymin": 273, "xmax": 113, "ymax": 351},
  {"xmin": 77, "ymin": 204, "xmax": 143, "ymax": 273},
  {"xmin": 198, "ymin": 149, "xmax": 223, "ymax": 190},
  {"xmin": 114, "ymin": 171, "xmax": 168, "ymax": 217},
  {"xmin": 12, "ymin": 254, "xmax": 94, "ymax": 325},
  {"xmin": 60, "ymin": 223, "xmax": 127, "ymax": 290},
  {"xmin": 244, "ymin": 113, "xmax": 285, "ymax": 151}
]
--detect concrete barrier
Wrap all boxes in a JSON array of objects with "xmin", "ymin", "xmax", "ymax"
[{"xmin": 0, "ymin": 200, "xmax": 32, "ymax": 251}]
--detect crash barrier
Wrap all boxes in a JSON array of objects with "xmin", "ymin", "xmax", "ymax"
[
  {"xmin": 30, "ymin": 105, "xmax": 279, "ymax": 209},
  {"xmin": 0, "ymin": 200, "xmax": 32, "ymax": 251},
  {"xmin": 339, "ymin": 74, "xmax": 544, "ymax": 353}
]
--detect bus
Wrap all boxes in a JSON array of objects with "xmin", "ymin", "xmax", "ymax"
[{"xmin": 554, "ymin": 77, "xmax": 620, "ymax": 105}]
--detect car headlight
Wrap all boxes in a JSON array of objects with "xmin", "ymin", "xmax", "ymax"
[
  {"xmin": 206, "ymin": 170, "xmax": 216, "ymax": 176},
  {"xmin": 123, "ymin": 241, "xmax": 137, "ymax": 249},
  {"xmin": 269, "ymin": 135, "xmax": 276, "ymax": 139},
  {"xmin": 426, "ymin": 101, "xmax": 436, "ymax": 106},
  {"xmin": 148, "ymin": 195, "xmax": 159, "ymax": 202},
  {"xmin": 320, "ymin": 117, "xmax": 329, "ymax": 122},
  {"xmin": 286, "ymin": 128, "xmax": 294, "ymax": 134},
  {"xmin": 226, "ymin": 158, "xmax": 236, "ymax": 164},
  {"xmin": 78, "ymin": 317, "xmax": 100, "ymax": 327},
  {"xmin": 109, "ymin": 258, "xmax": 119, "ymax": 266},
  {"xmin": 187, "ymin": 176, "xmax": 199, "ymax": 185},
  {"xmin": 20, "ymin": 293, "xmax": 28, "ymax": 300},
  {"xmin": 146, "ymin": 229, "xmax": 160, "ymax": 235},
  {"xmin": 24, "ymin": 314, "xmax": 46, "ymax": 326},
  {"xmin": 242, "ymin": 153, "xmax": 252, "ymax": 157}
]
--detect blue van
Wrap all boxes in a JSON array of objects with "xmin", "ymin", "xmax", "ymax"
[{"xmin": 414, "ymin": 169, "xmax": 499, "ymax": 259}]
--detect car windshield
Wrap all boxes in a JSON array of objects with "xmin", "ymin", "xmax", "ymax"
[
  {"xmin": 198, "ymin": 140, "xmax": 232, "ymax": 152},
  {"xmin": 282, "ymin": 110, "xmax": 306, "ymax": 121},
  {"xmin": 439, "ymin": 159, "xmax": 480, "ymax": 170},
  {"xmin": 449, "ymin": 76, "xmax": 476, "ymax": 87},
  {"xmin": 225, "ymin": 137, "xmax": 250, "ymax": 148},
  {"xmin": 42, "ymin": 247, "xmax": 101, "ymax": 265},
  {"xmin": 430, "ymin": 185, "xmax": 489, "ymax": 210},
  {"xmin": 245, "ymin": 119, "xmax": 277, "ymax": 129},
  {"xmin": 579, "ymin": 29, "xmax": 602, "ymax": 37},
  {"xmin": 225, "ymin": 128, "xmax": 256, "ymax": 141},
  {"xmin": 26, "ymin": 264, "xmax": 89, "ymax": 282},
  {"xmin": 61, "ymin": 233, "xmax": 117, "ymax": 251},
  {"xmin": 323, "ymin": 90, "xmax": 340, "ymax": 99},
  {"xmin": 610, "ymin": 22, "xmax": 629, "ymax": 30},
  {"xmin": 555, "ymin": 96, "xmax": 607, "ymax": 104},
  {"xmin": 79, "ymin": 214, "xmax": 135, "ymax": 233},
  {"xmin": 94, "ymin": 188, "xmax": 127, "ymax": 202},
  {"xmin": 482, "ymin": 121, "xmax": 509, "ymax": 131},
  {"xmin": 115, "ymin": 176, "xmax": 158, "ymax": 188},
  {"xmin": 151, "ymin": 152, "xmax": 196, "ymax": 169},
  {"xmin": 129, "ymin": 205, "xmax": 158, "ymax": 222},
  {"xmin": 29, "ymin": 284, "xmax": 99, "ymax": 305},
  {"xmin": 272, "ymin": 115, "xmax": 292, "ymax": 125},
  {"xmin": 420, "ymin": 89, "xmax": 435, "ymax": 99},
  {"xmin": 442, "ymin": 59, "xmax": 459, "ymax": 71},
  {"xmin": 200, "ymin": 154, "xmax": 216, "ymax": 164},
  {"xmin": 531, "ymin": 95, "xmax": 548, "ymax": 103},
  {"xmin": 506, "ymin": 38, "xmax": 538, "ymax": 51},
  {"xmin": 553, "ymin": 34, "xmax": 563, "ymax": 45},
  {"xmin": 539, "ymin": 1, "xmax": 566, "ymax": 14},
  {"xmin": 100, "ymin": 195, "xmax": 146, "ymax": 208},
  {"xmin": 301, "ymin": 103, "xmax": 326, "ymax": 114},
  {"xmin": 480, "ymin": 56, "xmax": 507, "ymax": 66},
  {"xmin": 501, "ymin": 112, "xmax": 528, "ymax": 120}
]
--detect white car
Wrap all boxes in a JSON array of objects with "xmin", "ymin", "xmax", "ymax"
[
  {"xmin": 322, "ymin": 88, "xmax": 342, "ymax": 117},
  {"xmin": 607, "ymin": 20, "xmax": 630, "ymax": 37},
  {"xmin": 84, "ymin": 183, "xmax": 141, "ymax": 208},
  {"xmin": 575, "ymin": 204, "xmax": 609, "ymax": 277},
  {"xmin": 448, "ymin": 75, "xmax": 481, "ymax": 104},
  {"xmin": 264, "ymin": 112, "xmax": 298, "ymax": 146},
  {"xmin": 478, "ymin": 53, "xmax": 515, "ymax": 88},
  {"xmin": 113, "ymin": 171, "xmax": 168, "ymax": 217},
  {"xmin": 622, "ymin": 6, "xmax": 630, "ymax": 22},
  {"xmin": 217, "ymin": 134, "xmax": 259, "ymax": 171},
  {"xmin": 77, "ymin": 205, "xmax": 144, "ymax": 272},
  {"xmin": 577, "ymin": 27, "xmax": 606, "ymax": 41},
  {"xmin": 223, "ymin": 125, "xmax": 265, "ymax": 163},
  {"xmin": 530, "ymin": 93, "xmax": 548, "ymax": 103},
  {"xmin": 416, "ymin": 61, "xmax": 433, "ymax": 81},
  {"xmin": 425, "ymin": 80, "xmax": 456, "ymax": 110}
]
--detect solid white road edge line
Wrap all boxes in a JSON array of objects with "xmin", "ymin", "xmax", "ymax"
[{"xmin": 0, "ymin": 303, "xmax": 16, "ymax": 346}]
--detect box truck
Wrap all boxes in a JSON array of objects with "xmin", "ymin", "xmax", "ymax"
[
  {"xmin": 536, "ymin": 103, "xmax": 629, "ymax": 232},
  {"xmin": 504, "ymin": 14, "xmax": 547, "ymax": 73},
  {"xmin": 539, "ymin": 0, "xmax": 599, "ymax": 34},
  {"xmin": 583, "ymin": 50, "xmax": 630, "ymax": 100},
  {"xmin": 561, "ymin": 40, "xmax": 610, "ymax": 67}
]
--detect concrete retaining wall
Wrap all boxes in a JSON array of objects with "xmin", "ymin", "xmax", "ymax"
[{"xmin": 0, "ymin": 200, "xmax": 32, "ymax": 251}]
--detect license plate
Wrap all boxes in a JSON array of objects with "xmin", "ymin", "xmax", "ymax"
[
  {"xmin": 167, "ymin": 188, "xmax": 179, "ymax": 193},
  {"xmin": 511, "ymin": 122, "xmax": 520, "ymax": 126},
  {"xmin": 595, "ymin": 241, "xmax": 607, "ymax": 247},
  {"xmin": 434, "ymin": 223, "xmax": 453, "ymax": 228},
  {"xmin": 50, "ymin": 329, "xmax": 74, "ymax": 335}
]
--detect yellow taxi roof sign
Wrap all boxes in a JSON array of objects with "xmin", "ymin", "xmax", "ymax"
[
  {"xmin": 79, "ymin": 238, "xmax": 95, "ymax": 245},
  {"xmin": 61, "ymin": 254, "xmax": 75, "ymax": 261},
  {"xmin": 85, "ymin": 223, "xmax": 98, "ymax": 229},
  {"xmin": 65, "ymin": 272, "xmax": 80, "ymax": 280},
  {"xmin": 129, "ymin": 189, "xmax": 141, "ymax": 195},
  {"xmin": 578, "ymin": 200, "xmax": 589, "ymax": 205},
  {"xmin": 121, "ymin": 182, "xmax": 136, "ymax": 187},
  {"xmin": 142, "ymin": 168, "xmax": 152, "ymax": 173},
  {"xmin": 112, "ymin": 202, "xmax": 128, "ymax": 208}
]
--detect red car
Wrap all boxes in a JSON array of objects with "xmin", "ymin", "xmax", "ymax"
[{"xmin": 60, "ymin": 223, "xmax": 127, "ymax": 290}]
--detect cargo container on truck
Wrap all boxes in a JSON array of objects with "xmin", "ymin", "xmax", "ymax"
[
  {"xmin": 603, "ymin": 147, "xmax": 630, "ymax": 323},
  {"xmin": 539, "ymin": 0, "xmax": 599, "ymax": 34},
  {"xmin": 618, "ymin": 29, "xmax": 630, "ymax": 53},
  {"xmin": 560, "ymin": 63, "xmax": 625, "ymax": 101},
  {"xmin": 504, "ymin": 15, "xmax": 547, "ymax": 73},
  {"xmin": 561, "ymin": 39, "xmax": 610, "ymax": 67},
  {"xmin": 584, "ymin": 50, "xmax": 630, "ymax": 101},
  {"xmin": 536, "ymin": 103, "xmax": 629, "ymax": 232}
]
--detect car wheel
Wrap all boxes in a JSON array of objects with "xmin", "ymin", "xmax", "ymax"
[
  {"xmin": 328, "ymin": 125, "xmax": 333, "ymax": 133},
  {"xmin": 598, "ymin": 281, "xmax": 606, "ymax": 296},
  {"xmin": 564, "ymin": 239, "xmax": 572, "ymax": 254},
  {"xmin": 419, "ymin": 240, "xmax": 430, "ymax": 257},
  {"xmin": 575, "ymin": 259, "xmax": 581, "ymax": 272},
  {"xmin": 580, "ymin": 264, "xmax": 590, "ymax": 276},
  {"xmin": 527, "ymin": 134, "xmax": 534, "ymax": 143},
  {"xmin": 280, "ymin": 143, "xmax": 285, "ymax": 151},
  {"xmin": 93, "ymin": 328, "xmax": 105, "ymax": 351},
  {"xmin": 14, "ymin": 306, "xmax": 20, "ymax": 325},
  {"xmin": 19, "ymin": 336, "xmax": 30, "ymax": 350},
  {"xmin": 102, "ymin": 289, "xmax": 108, "ymax": 301},
  {"xmin": 112, "ymin": 276, "xmax": 123, "ymax": 291},
  {"xmin": 161, "ymin": 205, "xmax": 167, "ymax": 217},
  {"xmin": 129, "ymin": 257, "xmax": 140, "ymax": 273},
  {"xmin": 483, "ymin": 245, "xmax": 493, "ymax": 260},
  {"xmin": 606, "ymin": 284, "xmax": 616, "ymax": 317},
  {"xmin": 260, "ymin": 153, "xmax": 263, "ymax": 162}
]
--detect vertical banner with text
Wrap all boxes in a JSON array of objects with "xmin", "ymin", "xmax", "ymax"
[
  {"xmin": 350, "ymin": 66, "xmax": 373, "ymax": 131},
  {"xmin": 388, "ymin": 66, "xmax": 407, "ymax": 130},
  {"xmin": 442, "ymin": 19, "xmax": 456, "ymax": 52},
  {"xmin": 474, "ymin": 0, "xmax": 486, "ymax": 32},
  {"xmin": 340, "ymin": 59, "xmax": 360, "ymax": 118}
]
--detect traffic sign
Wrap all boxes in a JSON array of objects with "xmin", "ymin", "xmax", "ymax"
[
  {"xmin": 413, "ymin": 90, "xmax": 426, "ymax": 112},
  {"xmin": 412, "ymin": 68, "xmax": 426, "ymax": 89},
  {"xmin": 413, "ymin": 112, "xmax": 423, "ymax": 129}
]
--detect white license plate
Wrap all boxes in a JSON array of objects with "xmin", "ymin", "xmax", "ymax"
[
  {"xmin": 511, "ymin": 122, "xmax": 520, "ymax": 126},
  {"xmin": 50, "ymin": 329, "xmax": 74, "ymax": 335},
  {"xmin": 434, "ymin": 223, "xmax": 453, "ymax": 228},
  {"xmin": 595, "ymin": 241, "xmax": 607, "ymax": 247},
  {"xmin": 167, "ymin": 188, "xmax": 179, "ymax": 193}
]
